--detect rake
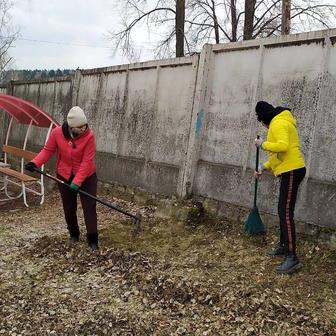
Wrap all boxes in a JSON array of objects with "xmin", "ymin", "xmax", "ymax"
[
  {"xmin": 33, "ymin": 167, "xmax": 141, "ymax": 235},
  {"xmin": 245, "ymin": 135, "xmax": 266, "ymax": 235}
]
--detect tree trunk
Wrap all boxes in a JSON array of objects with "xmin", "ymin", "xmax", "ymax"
[
  {"xmin": 209, "ymin": 0, "xmax": 220, "ymax": 44},
  {"xmin": 243, "ymin": 0, "xmax": 256, "ymax": 40},
  {"xmin": 176, "ymin": 0, "xmax": 185, "ymax": 57},
  {"xmin": 231, "ymin": 0, "xmax": 237, "ymax": 42},
  {"xmin": 281, "ymin": 0, "xmax": 291, "ymax": 35}
]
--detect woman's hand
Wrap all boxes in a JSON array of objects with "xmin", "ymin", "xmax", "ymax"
[
  {"xmin": 70, "ymin": 182, "xmax": 79, "ymax": 191},
  {"xmin": 254, "ymin": 137, "xmax": 264, "ymax": 148},
  {"xmin": 24, "ymin": 161, "xmax": 37, "ymax": 172},
  {"xmin": 254, "ymin": 164, "xmax": 265, "ymax": 179}
]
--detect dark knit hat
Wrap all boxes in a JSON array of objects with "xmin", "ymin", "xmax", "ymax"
[{"xmin": 255, "ymin": 101, "xmax": 277, "ymax": 125}]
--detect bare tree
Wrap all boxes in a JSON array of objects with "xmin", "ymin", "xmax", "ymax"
[
  {"xmin": 0, "ymin": 0, "xmax": 19, "ymax": 81},
  {"xmin": 108, "ymin": 0, "xmax": 184, "ymax": 60},
  {"xmin": 176, "ymin": 0, "xmax": 185, "ymax": 56},
  {"xmin": 186, "ymin": 0, "xmax": 226, "ymax": 44},
  {"xmin": 281, "ymin": 0, "xmax": 291, "ymax": 34},
  {"xmin": 230, "ymin": 0, "xmax": 239, "ymax": 41},
  {"xmin": 243, "ymin": 0, "xmax": 257, "ymax": 40},
  {"xmin": 109, "ymin": 0, "xmax": 336, "ymax": 60},
  {"xmin": 251, "ymin": 0, "xmax": 336, "ymax": 39}
]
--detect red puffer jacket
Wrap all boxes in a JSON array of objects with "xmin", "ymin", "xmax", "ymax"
[{"xmin": 32, "ymin": 123, "xmax": 96, "ymax": 186}]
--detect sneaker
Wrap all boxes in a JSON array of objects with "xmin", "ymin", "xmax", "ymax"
[
  {"xmin": 276, "ymin": 255, "xmax": 301, "ymax": 274},
  {"xmin": 267, "ymin": 244, "xmax": 285, "ymax": 257}
]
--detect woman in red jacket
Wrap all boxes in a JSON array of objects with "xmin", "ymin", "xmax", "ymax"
[{"xmin": 25, "ymin": 106, "xmax": 98, "ymax": 250}]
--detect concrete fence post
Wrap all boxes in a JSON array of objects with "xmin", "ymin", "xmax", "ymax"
[
  {"xmin": 177, "ymin": 44, "xmax": 214, "ymax": 198},
  {"xmin": 71, "ymin": 69, "xmax": 83, "ymax": 107}
]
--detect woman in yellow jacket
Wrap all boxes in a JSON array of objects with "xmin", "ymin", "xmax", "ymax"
[{"xmin": 255, "ymin": 101, "xmax": 306, "ymax": 274}]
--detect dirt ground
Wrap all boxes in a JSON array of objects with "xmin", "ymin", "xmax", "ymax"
[{"xmin": 0, "ymin": 189, "xmax": 335, "ymax": 336}]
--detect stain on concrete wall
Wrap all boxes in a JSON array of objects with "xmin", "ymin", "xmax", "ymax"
[
  {"xmin": 95, "ymin": 71, "xmax": 127, "ymax": 154},
  {"xmin": 260, "ymin": 43, "xmax": 324, "ymax": 163},
  {"xmin": 53, "ymin": 80, "xmax": 73, "ymax": 123},
  {"xmin": 200, "ymin": 48, "xmax": 260, "ymax": 167},
  {"xmin": 309, "ymin": 45, "xmax": 336, "ymax": 183},
  {"xmin": 119, "ymin": 68, "xmax": 157, "ymax": 158},
  {"xmin": 151, "ymin": 65, "xmax": 195, "ymax": 165},
  {"xmin": 76, "ymin": 73, "xmax": 101, "ymax": 128}
]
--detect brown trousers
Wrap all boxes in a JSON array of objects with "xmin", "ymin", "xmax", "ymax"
[{"xmin": 57, "ymin": 173, "xmax": 98, "ymax": 238}]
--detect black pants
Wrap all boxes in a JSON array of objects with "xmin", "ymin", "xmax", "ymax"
[
  {"xmin": 57, "ymin": 173, "xmax": 98, "ymax": 238},
  {"xmin": 278, "ymin": 167, "xmax": 306, "ymax": 255}
]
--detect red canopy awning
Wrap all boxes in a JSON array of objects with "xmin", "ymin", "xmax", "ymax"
[{"xmin": 0, "ymin": 93, "xmax": 60, "ymax": 128}]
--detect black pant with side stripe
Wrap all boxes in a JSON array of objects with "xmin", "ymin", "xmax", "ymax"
[{"xmin": 278, "ymin": 167, "xmax": 306, "ymax": 255}]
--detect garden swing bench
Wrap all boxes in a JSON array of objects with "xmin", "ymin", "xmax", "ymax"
[{"xmin": 0, "ymin": 93, "xmax": 59, "ymax": 207}]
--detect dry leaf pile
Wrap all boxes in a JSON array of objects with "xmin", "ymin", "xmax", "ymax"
[{"xmin": 0, "ymin": 191, "xmax": 335, "ymax": 335}]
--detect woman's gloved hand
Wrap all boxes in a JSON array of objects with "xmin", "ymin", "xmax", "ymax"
[
  {"xmin": 24, "ymin": 161, "xmax": 37, "ymax": 172},
  {"xmin": 70, "ymin": 182, "xmax": 79, "ymax": 191}
]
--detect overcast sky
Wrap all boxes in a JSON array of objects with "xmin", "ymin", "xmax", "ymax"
[
  {"xmin": 9, "ymin": 0, "xmax": 336, "ymax": 71},
  {"xmin": 9, "ymin": 0, "xmax": 155, "ymax": 70}
]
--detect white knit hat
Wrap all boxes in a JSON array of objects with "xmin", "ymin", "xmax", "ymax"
[{"xmin": 67, "ymin": 106, "xmax": 87, "ymax": 127}]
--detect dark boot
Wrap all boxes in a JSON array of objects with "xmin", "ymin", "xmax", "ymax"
[
  {"xmin": 87, "ymin": 233, "xmax": 99, "ymax": 251},
  {"xmin": 68, "ymin": 226, "xmax": 80, "ymax": 242},
  {"xmin": 276, "ymin": 254, "xmax": 301, "ymax": 274},
  {"xmin": 267, "ymin": 244, "xmax": 285, "ymax": 257},
  {"xmin": 69, "ymin": 235, "xmax": 79, "ymax": 244}
]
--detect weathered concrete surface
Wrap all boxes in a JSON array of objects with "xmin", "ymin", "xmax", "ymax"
[
  {"xmin": 200, "ymin": 47, "xmax": 259, "ymax": 167},
  {"xmin": 3, "ymin": 29, "xmax": 336, "ymax": 232},
  {"xmin": 75, "ymin": 57, "xmax": 199, "ymax": 195},
  {"xmin": 192, "ymin": 29, "xmax": 336, "ymax": 230},
  {"xmin": 96, "ymin": 151, "xmax": 179, "ymax": 195},
  {"xmin": 92, "ymin": 71, "xmax": 128, "ymax": 154}
]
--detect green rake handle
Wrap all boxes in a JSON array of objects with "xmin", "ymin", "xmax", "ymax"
[{"xmin": 254, "ymin": 135, "xmax": 260, "ymax": 208}]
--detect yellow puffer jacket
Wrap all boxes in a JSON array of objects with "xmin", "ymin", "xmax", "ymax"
[{"xmin": 262, "ymin": 110, "xmax": 305, "ymax": 176}]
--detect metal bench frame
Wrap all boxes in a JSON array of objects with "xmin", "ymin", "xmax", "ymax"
[
  {"xmin": 0, "ymin": 118, "xmax": 53, "ymax": 207},
  {"xmin": 0, "ymin": 93, "xmax": 59, "ymax": 207}
]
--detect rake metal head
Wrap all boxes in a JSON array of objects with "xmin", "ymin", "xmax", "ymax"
[{"xmin": 132, "ymin": 212, "xmax": 142, "ymax": 235}]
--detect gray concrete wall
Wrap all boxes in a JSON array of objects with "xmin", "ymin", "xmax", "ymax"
[
  {"xmin": 74, "ymin": 57, "xmax": 199, "ymax": 195},
  {"xmin": 192, "ymin": 29, "xmax": 336, "ymax": 229},
  {"xmin": 2, "ymin": 28, "xmax": 336, "ymax": 230}
]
